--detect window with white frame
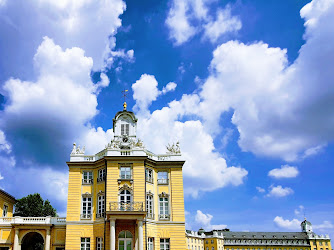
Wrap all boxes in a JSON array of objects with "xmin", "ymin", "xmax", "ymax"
[
  {"xmin": 82, "ymin": 196, "xmax": 92, "ymax": 219},
  {"xmin": 81, "ymin": 237, "xmax": 90, "ymax": 250},
  {"xmin": 146, "ymin": 168, "xmax": 153, "ymax": 183},
  {"xmin": 3, "ymin": 204, "xmax": 8, "ymax": 217},
  {"xmin": 148, "ymin": 237, "xmax": 154, "ymax": 250},
  {"xmin": 96, "ymin": 237, "xmax": 103, "ymax": 250},
  {"xmin": 82, "ymin": 171, "xmax": 93, "ymax": 184},
  {"xmin": 160, "ymin": 238, "xmax": 170, "ymax": 250},
  {"xmin": 97, "ymin": 194, "xmax": 105, "ymax": 218},
  {"xmin": 121, "ymin": 123, "xmax": 130, "ymax": 135},
  {"xmin": 146, "ymin": 193, "xmax": 154, "ymax": 219},
  {"xmin": 120, "ymin": 166, "xmax": 132, "ymax": 179},
  {"xmin": 159, "ymin": 194, "xmax": 169, "ymax": 220},
  {"xmin": 97, "ymin": 168, "xmax": 106, "ymax": 182},
  {"xmin": 157, "ymin": 171, "xmax": 168, "ymax": 184}
]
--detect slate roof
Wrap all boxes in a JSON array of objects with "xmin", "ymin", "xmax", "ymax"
[{"xmin": 221, "ymin": 231, "xmax": 308, "ymax": 240}]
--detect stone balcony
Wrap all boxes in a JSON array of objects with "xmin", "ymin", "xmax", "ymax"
[
  {"xmin": 0, "ymin": 216, "xmax": 66, "ymax": 225},
  {"xmin": 109, "ymin": 202, "xmax": 144, "ymax": 212}
]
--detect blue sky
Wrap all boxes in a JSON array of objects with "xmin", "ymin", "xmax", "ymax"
[{"xmin": 1, "ymin": 0, "xmax": 334, "ymax": 238}]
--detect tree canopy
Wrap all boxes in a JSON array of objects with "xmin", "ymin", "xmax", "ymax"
[{"xmin": 14, "ymin": 193, "xmax": 57, "ymax": 217}]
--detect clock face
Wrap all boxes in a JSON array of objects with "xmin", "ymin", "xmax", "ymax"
[{"xmin": 123, "ymin": 137, "xmax": 128, "ymax": 143}]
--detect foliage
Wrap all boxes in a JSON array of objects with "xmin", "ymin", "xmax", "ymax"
[{"xmin": 14, "ymin": 193, "xmax": 57, "ymax": 217}]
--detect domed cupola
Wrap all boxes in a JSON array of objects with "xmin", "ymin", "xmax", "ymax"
[{"xmin": 301, "ymin": 218, "xmax": 313, "ymax": 233}]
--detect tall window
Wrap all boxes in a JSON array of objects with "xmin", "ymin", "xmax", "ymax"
[
  {"xmin": 160, "ymin": 239, "xmax": 170, "ymax": 250},
  {"xmin": 146, "ymin": 194, "xmax": 154, "ymax": 219},
  {"xmin": 159, "ymin": 195, "xmax": 169, "ymax": 220},
  {"xmin": 97, "ymin": 195, "xmax": 105, "ymax": 218},
  {"xmin": 121, "ymin": 124, "xmax": 129, "ymax": 135},
  {"xmin": 81, "ymin": 238, "xmax": 90, "ymax": 250},
  {"xmin": 148, "ymin": 237, "xmax": 154, "ymax": 250},
  {"xmin": 97, "ymin": 168, "xmax": 105, "ymax": 182},
  {"xmin": 119, "ymin": 190, "xmax": 132, "ymax": 210},
  {"xmin": 3, "ymin": 204, "xmax": 8, "ymax": 217},
  {"xmin": 120, "ymin": 167, "xmax": 131, "ymax": 179},
  {"xmin": 82, "ymin": 171, "xmax": 93, "ymax": 184},
  {"xmin": 96, "ymin": 237, "xmax": 103, "ymax": 250},
  {"xmin": 82, "ymin": 196, "xmax": 92, "ymax": 219},
  {"xmin": 157, "ymin": 172, "xmax": 168, "ymax": 184},
  {"xmin": 146, "ymin": 168, "xmax": 153, "ymax": 183}
]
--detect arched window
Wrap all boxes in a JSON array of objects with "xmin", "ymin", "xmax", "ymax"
[
  {"xmin": 119, "ymin": 190, "xmax": 132, "ymax": 211},
  {"xmin": 118, "ymin": 231, "xmax": 133, "ymax": 250}
]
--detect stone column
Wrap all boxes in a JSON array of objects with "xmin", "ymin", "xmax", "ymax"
[
  {"xmin": 138, "ymin": 220, "xmax": 143, "ymax": 250},
  {"xmin": 45, "ymin": 228, "xmax": 51, "ymax": 250},
  {"xmin": 14, "ymin": 228, "xmax": 19, "ymax": 250},
  {"xmin": 110, "ymin": 219, "xmax": 116, "ymax": 250}
]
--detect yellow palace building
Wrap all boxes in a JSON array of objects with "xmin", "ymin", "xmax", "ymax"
[{"xmin": 0, "ymin": 104, "xmax": 332, "ymax": 250}]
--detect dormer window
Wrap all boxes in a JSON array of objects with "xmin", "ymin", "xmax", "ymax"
[{"xmin": 121, "ymin": 124, "xmax": 129, "ymax": 135}]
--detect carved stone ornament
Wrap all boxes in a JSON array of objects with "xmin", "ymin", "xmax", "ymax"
[
  {"xmin": 71, "ymin": 143, "xmax": 85, "ymax": 155},
  {"xmin": 97, "ymin": 190, "xmax": 105, "ymax": 196},
  {"xmin": 146, "ymin": 190, "xmax": 154, "ymax": 196},
  {"xmin": 158, "ymin": 192, "xmax": 169, "ymax": 198},
  {"xmin": 119, "ymin": 183, "xmax": 133, "ymax": 193},
  {"xmin": 82, "ymin": 192, "xmax": 92, "ymax": 198},
  {"xmin": 166, "ymin": 141, "xmax": 181, "ymax": 154}
]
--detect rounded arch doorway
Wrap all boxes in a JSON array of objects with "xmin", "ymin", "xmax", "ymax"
[
  {"xmin": 21, "ymin": 232, "xmax": 44, "ymax": 250},
  {"xmin": 118, "ymin": 230, "xmax": 133, "ymax": 250}
]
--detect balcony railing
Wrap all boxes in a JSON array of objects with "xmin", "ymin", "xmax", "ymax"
[
  {"xmin": 82, "ymin": 179, "xmax": 93, "ymax": 184},
  {"xmin": 109, "ymin": 202, "xmax": 144, "ymax": 212},
  {"xmin": 97, "ymin": 176, "xmax": 106, "ymax": 183},
  {"xmin": 81, "ymin": 214, "xmax": 92, "ymax": 219},
  {"xmin": 158, "ymin": 214, "xmax": 170, "ymax": 220},
  {"xmin": 157, "ymin": 178, "xmax": 168, "ymax": 185},
  {"xmin": 0, "ymin": 217, "xmax": 66, "ymax": 225},
  {"xmin": 96, "ymin": 213, "xmax": 105, "ymax": 218}
]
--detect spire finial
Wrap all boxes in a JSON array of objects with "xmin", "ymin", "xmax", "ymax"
[{"xmin": 122, "ymin": 89, "xmax": 128, "ymax": 110}]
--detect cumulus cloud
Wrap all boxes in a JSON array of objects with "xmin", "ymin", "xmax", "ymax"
[
  {"xmin": 274, "ymin": 216, "xmax": 301, "ymax": 230},
  {"xmin": 166, "ymin": 0, "xmax": 241, "ymax": 45},
  {"xmin": 0, "ymin": 173, "xmax": 3, "ymax": 180},
  {"xmin": 188, "ymin": 0, "xmax": 334, "ymax": 161},
  {"xmin": 294, "ymin": 205, "xmax": 305, "ymax": 216},
  {"xmin": 256, "ymin": 187, "xmax": 265, "ymax": 193},
  {"xmin": 195, "ymin": 210, "xmax": 227, "ymax": 230},
  {"xmin": 267, "ymin": 185, "xmax": 294, "ymax": 198},
  {"xmin": 1, "ymin": 37, "xmax": 110, "ymax": 166},
  {"xmin": 268, "ymin": 165, "xmax": 299, "ymax": 179},
  {"xmin": 132, "ymin": 76, "xmax": 247, "ymax": 197},
  {"xmin": 0, "ymin": 0, "xmax": 126, "ymax": 78},
  {"xmin": 0, "ymin": 130, "xmax": 11, "ymax": 153},
  {"xmin": 161, "ymin": 82, "xmax": 177, "ymax": 94},
  {"xmin": 203, "ymin": 6, "xmax": 242, "ymax": 43},
  {"xmin": 313, "ymin": 221, "xmax": 334, "ymax": 230}
]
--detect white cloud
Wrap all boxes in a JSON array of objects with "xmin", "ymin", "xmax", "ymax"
[
  {"xmin": 256, "ymin": 187, "xmax": 265, "ymax": 193},
  {"xmin": 1, "ymin": 37, "xmax": 110, "ymax": 166},
  {"xmin": 0, "ymin": 130, "xmax": 11, "ymax": 153},
  {"xmin": 165, "ymin": 0, "xmax": 197, "ymax": 45},
  {"xmin": 0, "ymin": 173, "xmax": 3, "ymax": 180},
  {"xmin": 274, "ymin": 216, "xmax": 301, "ymax": 230},
  {"xmin": 268, "ymin": 165, "xmax": 299, "ymax": 179},
  {"xmin": 79, "ymin": 127, "xmax": 114, "ymax": 155},
  {"xmin": 189, "ymin": 0, "xmax": 334, "ymax": 161},
  {"xmin": 161, "ymin": 82, "xmax": 177, "ymax": 94},
  {"xmin": 132, "ymin": 74, "xmax": 160, "ymax": 116},
  {"xmin": 267, "ymin": 185, "xmax": 294, "ymax": 198},
  {"xmin": 313, "ymin": 221, "xmax": 334, "ymax": 230},
  {"xmin": 132, "ymin": 76, "xmax": 248, "ymax": 197},
  {"xmin": 294, "ymin": 205, "xmax": 305, "ymax": 216},
  {"xmin": 166, "ymin": 0, "xmax": 241, "ymax": 45},
  {"xmin": 204, "ymin": 6, "xmax": 242, "ymax": 43},
  {"xmin": 195, "ymin": 210, "xmax": 227, "ymax": 231},
  {"xmin": 1, "ymin": 0, "xmax": 126, "ymax": 74}
]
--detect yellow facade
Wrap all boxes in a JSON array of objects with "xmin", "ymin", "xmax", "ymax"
[{"xmin": 0, "ymin": 190, "xmax": 15, "ymax": 218}]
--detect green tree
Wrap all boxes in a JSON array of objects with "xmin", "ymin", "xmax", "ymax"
[{"xmin": 14, "ymin": 193, "xmax": 57, "ymax": 217}]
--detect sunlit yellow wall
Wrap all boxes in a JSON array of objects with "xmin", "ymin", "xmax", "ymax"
[
  {"xmin": 0, "ymin": 191, "xmax": 15, "ymax": 218},
  {"xmin": 186, "ymin": 236, "xmax": 205, "ymax": 250},
  {"xmin": 310, "ymin": 239, "xmax": 332, "ymax": 250},
  {"xmin": 225, "ymin": 246, "xmax": 310, "ymax": 250}
]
